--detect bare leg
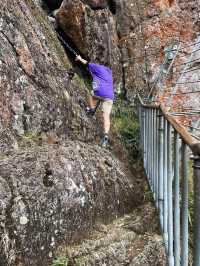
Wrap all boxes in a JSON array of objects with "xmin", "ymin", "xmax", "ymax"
[
  {"xmin": 100, "ymin": 101, "xmax": 113, "ymax": 147},
  {"xmin": 101, "ymin": 100, "xmax": 113, "ymax": 135},
  {"xmin": 102, "ymin": 112, "xmax": 111, "ymax": 135}
]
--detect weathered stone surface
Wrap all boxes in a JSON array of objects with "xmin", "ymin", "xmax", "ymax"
[
  {"xmin": 54, "ymin": 203, "xmax": 166, "ymax": 266},
  {"xmin": 0, "ymin": 141, "xmax": 137, "ymax": 266},
  {"xmin": 116, "ymin": 0, "xmax": 200, "ymax": 99},
  {"xmin": 57, "ymin": 0, "xmax": 122, "ymax": 88},
  {"xmin": 0, "ymin": 0, "xmax": 103, "ymax": 153},
  {"xmin": 81, "ymin": 0, "xmax": 108, "ymax": 9}
]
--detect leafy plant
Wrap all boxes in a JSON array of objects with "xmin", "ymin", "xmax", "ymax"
[
  {"xmin": 112, "ymin": 98, "xmax": 141, "ymax": 159},
  {"xmin": 52, "ymin": 257, "xmax": 68, "ymax": 266}
]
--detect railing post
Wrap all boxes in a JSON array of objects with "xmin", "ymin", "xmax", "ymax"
[
  {"xmin": 151, "ymin": 109, "xmax": 154, "ymax": 195},
  {"xmin": 163, "ymin": 119, "xmax": 168, "ymax": 251},
  {"xmin": 155, "ymin": 109, "xmax": 159, "ymax": 207},
  {"xmin": 167, "ymin": 122, "xmax": 174, "ymax": 266},
  {"xmin": 193, "ymin": 154, "xmax": 200, "ymax": 266},
  {"xmin": 153, "ymin": 109, "xmax": 156, "ymax": 200},
  {"xmin": 149, "ymin": 109, "xmax": 152, "ymax": 186},
  {"xmin": 147, "ymin": 108, "xmax": 151, "ymax": 188},
  {"xmin": 144, "ymin": 108, "xmax": 147, "ymax": 168},
  {"xmin": 181, "ymin": 142, "xmax": 188, "ymax": 266},
  {"xmin": 174, "ymin": 132, "xmax": 180, "ymax": 266},
  {"xmin": 158, "ymin": 111, "xmax": 164, "ymax": 229},
  {"xmin": 146, "ymin": 108, "xmax": 148, "ymax": 172}
]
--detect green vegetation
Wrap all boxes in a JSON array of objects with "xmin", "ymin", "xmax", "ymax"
[
  {"xmin": 52, "ymin": 257, "xmax": 68, "ymax": 266},
  {"xmin": 74, "ymin": 257, "xmax": 83, "ymax": 266},
  {"xmin": 112, "ymin": 98, "xmax": 141, "ymax": 159},
  {"xmin": 23, "ymin": 132, "xmax": 41, "ymax": 140},
  {"xmin": 51, "ymin": 256, "xmax": 85, "ymax": 266}
]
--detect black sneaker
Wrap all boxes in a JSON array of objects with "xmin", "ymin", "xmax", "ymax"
[
  {"xmin": 100, "ymin": 134, "xmax": 109, "ymax": 148},
  {"xmin": 85, "ymin": 107, "xmax": 96, "ymax": 116}
]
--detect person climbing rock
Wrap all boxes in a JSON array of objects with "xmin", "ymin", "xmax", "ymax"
[{"xmin": 75, "ymin": 55, "xmax": 114, "ymax": 148}]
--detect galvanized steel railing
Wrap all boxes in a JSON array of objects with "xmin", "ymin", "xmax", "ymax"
[{"xmin": 137, "ymin": 95, "xmax": 200, "ymax": 266}]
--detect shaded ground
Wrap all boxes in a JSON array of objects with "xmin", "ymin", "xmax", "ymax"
[{"xmin": 54, "ymin": 202, "xmax": 166, "ymax": 266}]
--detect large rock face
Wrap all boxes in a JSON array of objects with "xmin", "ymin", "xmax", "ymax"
[
  {"xmin": 0, "ymin": 0, "xmax": 104, "ymax": 153},
  {"xmin": 115, "ymin": 0, "xmax": 200, "ymax": 98},
  {"xmin": 57, "ymin": 0, "xmax": 122, "ymax": 89},
  {"xmin": 0, "ymin": 141, "xmax": 136, "ymax": 266},
  {"xmin": 0, "ymin": 1, "xmax": 144, "ymax": 266}
]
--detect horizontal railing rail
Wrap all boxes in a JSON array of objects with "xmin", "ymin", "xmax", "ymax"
[{"xmin": 137, "ymin": 94, "xmax": 200, "ymax": 266}]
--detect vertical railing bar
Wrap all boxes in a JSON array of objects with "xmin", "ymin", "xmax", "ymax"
[
  {"xmin": 141, "ymin": 107, "xmax": 145, "ymax": 153},
  {"xmin": 149, "ymin": 108, "xmax": 152, "ymax": 188},
  {"xmin": 181, "ymin": 141, "xmax": 188, "ymax": 266},
  {"xmin": 153, "ymin": 108, "xmax": 156, "ymax": 199},
  {"xmin": 156, "ymin": 109, "xmax": 159, "ymax": 207},
  {"xmin": 163, "ymin": 118, "xmax": 169, "ymax": 252},
  {"xmin": 151, "ymin": 108, "xmax": 154, "ymax": 195},
  {"xmin": 174, "ymin": 131, "xmax": 180, "ymax": 266},
  {"xmin": 154, "ymin": 109, "xmax": 156, "ymax": 198},
  {"xmin": 141, "ymin": 107, "xmax": 145, "ymax": 155},
  {"xmin": 144, "ymin": 108, "xmax": 147, "ymax": 168},
  {"xmin": 146, "ymin": 109, "xmax": 149, "ymax": 177},
  {"xmin": 139, "ymin": 105, "xmax": 144, "ymax": 152},
  {"xmin": 193, "ymin": 154, "xmax": 200, "ymax": 266},
  {"xmin": 167, "ymin": 122, "xmax": 174, "ymax": 266},
  {"xmin": 139, "ymin": 104, "xmax": 142, "ymax": 147},
  {"xmin": 145, "ymin": 108, "xmax": 148, "ymax": 171},
  {"xmin": 148, "ymin": 109, "xmax": 150, "ymax": 179},
  {"xmin": 138, "ymin": 104, "xmax": 142, "ymax": 150},
  {"xmin": 149, "ymin": 109, "xmax": 152, "ymax": 185},
  {"xmin": 148, "ymin": 109, "xmax": 150, "ymax": 180},
  {"xmin": 158, "ymin": 111, "xmax": 164, "ymax": 230},
  {"xmin": 150, "ymin": 108, "xmax": 153, "ymax": 190}
]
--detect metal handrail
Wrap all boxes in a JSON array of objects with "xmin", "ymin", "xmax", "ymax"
[
  {"xmin": 137, "ymin": 94, "xmax": 200, "ymax": 266},
  {"xmin": 138, "ymin": 94, "xmax": 200, "ymax": 155}
]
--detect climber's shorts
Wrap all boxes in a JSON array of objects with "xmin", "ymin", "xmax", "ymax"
[
  {"xmin": 101, "ymin": 99, "xmax": 113, "ymax": 116},
  {"xmin": 91, "ymin": 93, "xmax": 113, "ymax": 115}
]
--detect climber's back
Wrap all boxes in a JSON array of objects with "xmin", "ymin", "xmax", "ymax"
[{"xmin": 88, "ymin": 63, "xmax": 114, "ymax": 100}]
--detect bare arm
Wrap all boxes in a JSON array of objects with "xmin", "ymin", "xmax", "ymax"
[{"xmin": 75, "ymin": 55, "xmax": 88, "ymax": 65}]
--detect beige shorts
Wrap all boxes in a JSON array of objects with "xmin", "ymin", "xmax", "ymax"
[
  {"xmin": 101, "ymin": 99, "xmax": 113, "ymax": 115},
  {"xmin": 92, "ymin": 95, "xmax": 113, "ymax": 115}
]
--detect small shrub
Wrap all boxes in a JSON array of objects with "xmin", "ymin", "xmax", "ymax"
[
  {"xmin": 52, "ymin": 257, "xmax": 68, "ymax": 266},
  {"xmin": 112, "ymin": 98, "xmax": 141, "ymax": 159}
]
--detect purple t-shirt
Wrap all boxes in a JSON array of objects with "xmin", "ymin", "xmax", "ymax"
[{"xmin": 88, "ymin": 63, "xmax": 114, "ymax": 100}]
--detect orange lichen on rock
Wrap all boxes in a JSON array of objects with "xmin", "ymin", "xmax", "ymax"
[
  {"xmin": 153, "ymin": 0, "xmax": 176, "ymax": 10},
  {"xmin": 145, "ymin": 14, "xmax": 194, "ymax": 47},
  {"xmin": 57, "ymin": 0, "xmax": 86, "ymax": 54},
  {"xmin": 16, "ymin": 46, "xmax": 35, "ymax": 75}
]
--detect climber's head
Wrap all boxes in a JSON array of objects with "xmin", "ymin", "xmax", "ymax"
[
  {"xmin": 104, "ymin": 61, "xmax": 111, "ymax": 68},
  {"xmin": 94, "ymin": 59, "xmax": 111, "ymax": 69}
]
